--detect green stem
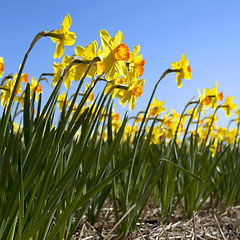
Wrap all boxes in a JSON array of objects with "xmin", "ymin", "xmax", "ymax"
[
  {"xmin": 179, "ymin": 101, "xmax": 199, "ymax": 156},
  {"xmin": 203, "ymin": 105, "xmax": 223, "ymax": 148},
  {"xmin": 173, "ymin": 100, "xmax": 199, "ymax": 144},
  {"xmin": 125, "ymin": 68, "xmax": 179, "ymax": 233},
  {"xmin": 0, "ymin": 30, "xmax": 51, "ymax": 153}
]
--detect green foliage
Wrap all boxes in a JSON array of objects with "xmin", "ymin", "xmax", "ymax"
[{"xmin": 0, "ymin": 31, "xmax": 239, "ymax": 239}]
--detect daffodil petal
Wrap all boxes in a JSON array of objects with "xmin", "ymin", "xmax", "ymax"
[{"xmin": 62, "ymin": 14, "xmax": 71, "ymax": 32}]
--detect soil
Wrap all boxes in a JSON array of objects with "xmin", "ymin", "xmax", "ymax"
[{"xmin": 72, "ymin": 200, "xmax": 240, "ymax": 240}]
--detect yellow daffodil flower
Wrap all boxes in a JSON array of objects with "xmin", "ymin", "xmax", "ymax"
[
  {"xmin": 51, "ymin": 14, "xmax": 76, "ymax": 59},
  {"xmin": 124, "ymin": 124, "xmax": 134, "ymax": 141},
  {"xmin": 123, "ymin": 124, "xmax": 138, "ymax": 143},
  {"xmin": 197, "ymin": 88, "xmax": 211, "ymax": 115},
  {"xmin": 110, "ymin": 106, "xmax": 121, "ymax": 123},
  {"xmin": 11, "ymin": 66, "xmax": 29, "ymax": 91},
  {"xmin": 170, "ymin": 108, "xmax": 181, "ymax": 121},
  {"xmin": 104, "ymin": 72, "xmax": 123, "ymax": 98},
  {"xmin": 117, "ymin": 74, "xmax": 144, "ymax": 111},
  {"xmin": 52, "ymin": 55, "xmax": 74, "ymax": 89},
  {"xmin": 216, "ymin": 125, "xmax": 236, "ymax": 145},
  {"xmin": 30, "ymin": 77, "xmax": 42, "ymax": 101},
  {"xmin": 217, "ymin": 126, "xmax": 228, "ymax": 142},
  {"xmin": 128, "ymin": 45, "xmax": 146, "ymax": 77},
  {"xmin": 99, "ymin": 30, "xmax": 130, "ymax": 81},
  {"xmin": 221, "ymin": 96, "xmax": 237, "ymax": 117},
  {"xmin": 147, "ymin": 126, "xmax": 163, "ymax": 145},
  {"xmin": 198, "ymin": 126, "xmax": 208, "ymax": 140},
  {"xmin": 15, "ymin": 92, "xmax": 25, "ymax": 109},
  {"xmin": 163, "ymin": 125, "xmax": 176, "ymax": 140},
  {"xmin": 0, "ymin": 57, "xmax": 4, "ymax": 78},
  {"xmin": 209, "ymin": 138, "xmax": 221, "ymax": 157},
  {"xmin": 235, "ymin": 109, "xmax": 240, "ymax": 125},
  {"xmin": 74, "ymin": 41, "xmax": 101, "ymax": 80},
  {"xmin": 206, "ymin": 83, "xmax": 223, "ymax": 109},
  {"xmin": 0, "ymin": 79, "xmax": 17, "ymax": 106},
  {"xmin": 13, "ymin": 122, "xmax": 22, "ymax": 133},
  {"xmin": 112, "ymin": 113, "xmax": 122, "ymax": 132},
  {"xmin": 201, "ymin": 115, "xmax": 217, "ymax": 135},
  {"xmin": 12, "ymin": 71, "xmax": 29, "ymax": 89},
  {"xmin": 228, "ymin": 128, "xmax": 237, "ymax": 144},
  {"xmin": 0, "ymin": 69, "xmax": 28, "ymax": 106},
  {"xmin": 171, "ymin": 53, "xmax": 191, "ymax": 88},
  {"xmin": 149, "ymin": 98, "xmax": 166, "ymax": 117}
]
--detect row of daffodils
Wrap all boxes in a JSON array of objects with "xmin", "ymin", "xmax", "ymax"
[{"xmin": 0, "ymin": 14, "xmax": 239, "ymax": 158}]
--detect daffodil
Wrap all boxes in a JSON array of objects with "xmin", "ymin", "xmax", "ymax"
[
  {"xmin": 52, "ymin": 55, "xmax": 74, "ymax": 89},
  {"xmin": 198, "ymin": 126, "xmax": 208, "ymax": 140},
  {"xmin": 112, "ymin": 113, "xmax": 122, "ymax": 132},
  {"xmin": 12, "ymin": 65, "xmax": 29, "ymax": 88},
  {"xmin": 12, "ymin": 71, "xmax": 29, "ymax": 89},
  {"xmin": 170, "ymin": 108, "xmax": 181, "ymax": 122},
  {"xmin": 51, "ymin": 14, "xmax": 76, "ymax": 59},
  {"xmin": 99, "ymin": 30, "xmax": 129, "ymax": 81},
  {"xmin": 0, "ymin": 69, "xmax": 28, "ymax": 106},
  {"xmin": 15, "ymin": 92, "xmax": 25, "ymax": 109},
  {"xmin": 125, "ymin": 125, "xmax": 138, "ymax": 143},
  {"xmin": 0, "ymin": 57, "xmax": 4, "ymax": 78},
  {"xmin": 171, "ymin": 53, "xmax": 191, "ymax": 88},
  {"xmin": 197, "ymin": 88, "xmax": 211, "ymax": 115},
  {"xmin": 124, "ymin": 124, "xmax": 134, "ymax": 141},
  {"xmin": 112, "ymin": 112, "xmax": 120, "ymax": 122},
  {"xmin": 163, "ymin": 122, "xmax": 177, "ymax": 140},
  {"xmin": 135, "ymin": 112, "xmax": 143, "ymax": 124},
  {"xmin": 207, "ymin": 83, "xmax": 223, "ymax": 109},
  {"xmin": 149, "ymin": 98, "xmax": 166, "ymax": 117},
  {"xmin": 228, "ymin": 128, "xmax": 237, "ymax": 144},
  {"xmin": 221, "ymin": 96, "xmax": 237, "ymax": 117},
  {"xmin": 0, "ymin": 79, "xmax": 17, "ymax": 106},
  {"xmin": 13, "ymin": 122, "xmax": 22, "ymax": 133},
  {"xmin": 30, "ymin": 77, "xmax": 42, "ymax": 101},
  {"xmin": 216, "ymin": 126, "xmax": 228, "ymax": 142},
  {"xmin": 104, "ymin": 72, "xmax": 123, "ymax": 98},
  {"xmin": 117, "ymin": 73, "xmax": 144, "ymax": 111},
  {"xmin": 205, "ymin": 114, "xmax": 218, "ymax": 128},
  {"xmin": 74, "ymin": 41, "xmax": 101, "ymax": 80},
  {"xmin": 147, "ymin": 126, "xmax": 163, "ymax": 145},
  {"xmin": 235, "ymin": 109, "xmax": 240, "ymax": 125},
  {"xmin": 128, "ymin": 45, "xmax": 146, "ymax": 77},
  {"xmin": 209, "ymin": 138, "xmax": 221, "ymax": 157},
  {"xmin": 119, "ymin": 84, "xmax": 143, "ymax": 111}
]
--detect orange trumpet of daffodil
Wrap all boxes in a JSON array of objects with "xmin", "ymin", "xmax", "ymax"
[
  {"xmin": 99, "ymin": 30, "xmax": 130, "ymax": 81},
  {"xmin": 0, "ymin": 57, "xmax": 4, "ymax": 78}
]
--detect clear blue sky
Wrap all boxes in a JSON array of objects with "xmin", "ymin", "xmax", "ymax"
[{"xmin": 1, "ymin": 0, "xmax": 240, "ymax": 127}]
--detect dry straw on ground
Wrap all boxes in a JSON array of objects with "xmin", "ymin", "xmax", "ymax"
[{"xmin": 72, "ymin": 200, "xmax": 240, "ymax": 240}]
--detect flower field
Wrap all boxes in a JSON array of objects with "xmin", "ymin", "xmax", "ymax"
[{"xmin": 0, "ymin": 14, "xmax": 239, "ymax": 239}]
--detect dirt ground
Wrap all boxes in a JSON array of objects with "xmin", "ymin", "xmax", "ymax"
[{"xmin": 72, "ymin": 200, "xmax": 240, "ymax": 239}]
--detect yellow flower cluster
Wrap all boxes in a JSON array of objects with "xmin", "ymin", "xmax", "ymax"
[
  {"xmin": 0, "ymin": 63, "xmax": 43, "ymax": 107},
  {"xmin": 102, "ymin": 83, "xmax": 239, "ymax": 159},
  {"xmin": 49, "ymin": 15, "xmax": 194, "ymax": 112},
  {"xmin": 51, "ymin": 23, "xmax": 146, "ymax": 111},
  {"xmin": 1, "ymin": 13, "xmax": 239, "ymax": 160}
]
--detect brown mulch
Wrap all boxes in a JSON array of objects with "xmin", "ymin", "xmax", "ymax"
[{"xmin": 72, "ymin": 201, "xmax": 240, "ymax": 240}]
